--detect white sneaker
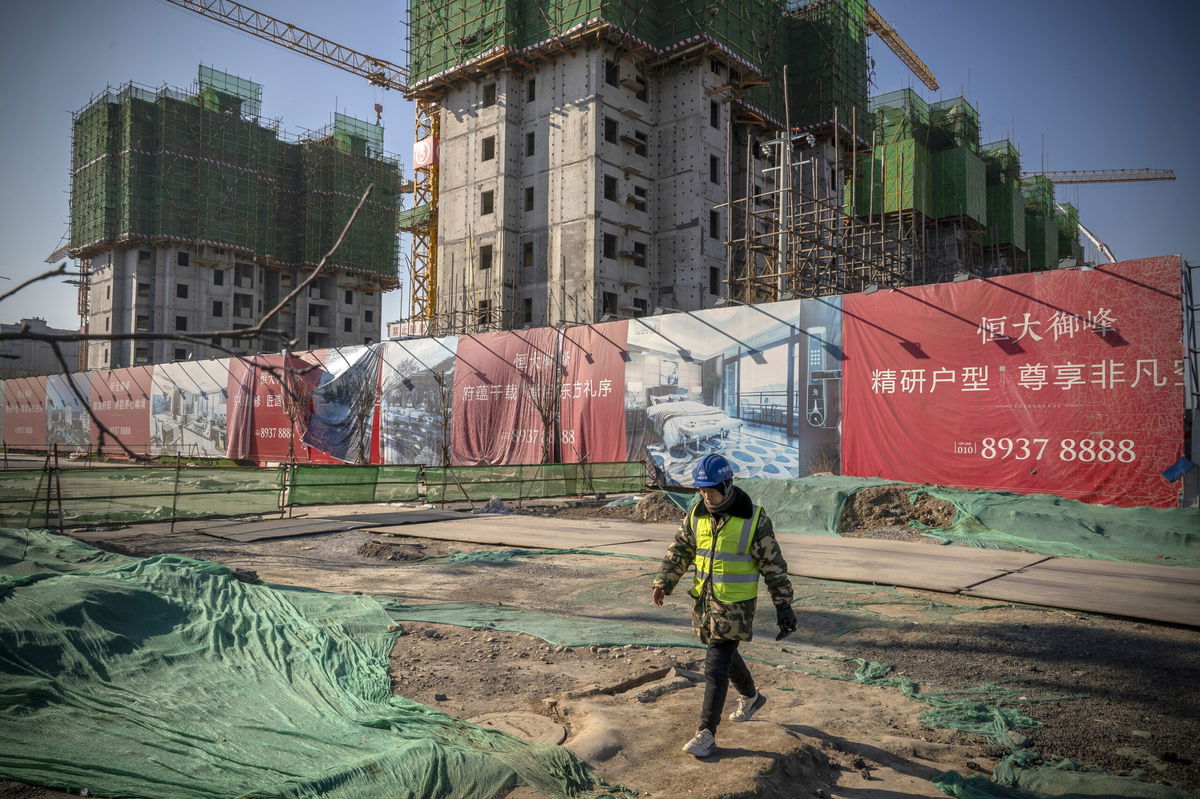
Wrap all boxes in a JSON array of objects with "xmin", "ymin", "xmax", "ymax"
[
  {"xmin": 729, "ymin": 691, "xmax": 766, "ymax": 722},
  {"xmin": 682, "ymin": 728, "xmax": 715, "ymax": 757}
]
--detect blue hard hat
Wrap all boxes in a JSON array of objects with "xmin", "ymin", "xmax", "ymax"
[{"xmin": 691, "ymin": 453, "xmax": 734, "ymax": 487}]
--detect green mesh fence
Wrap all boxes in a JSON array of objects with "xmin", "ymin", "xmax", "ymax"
[
  {"xmin": 425, "ymin": 461, "xmax": 646, "ymax": 503},
  {"xmin": 287, "ymin": 464, "xmax": 422, "ymax": 506},
  {"xmin": 0, "ymin": 467, "xmax": 282, "ymax": 527},
  {"xmin": 0, "ymin": 528, "xmax": 624, "ymax": 799}
]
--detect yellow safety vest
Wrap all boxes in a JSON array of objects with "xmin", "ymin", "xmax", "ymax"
[{"xmin": 689, "ymin": 504, "xmax": 762, "ymax": 602}]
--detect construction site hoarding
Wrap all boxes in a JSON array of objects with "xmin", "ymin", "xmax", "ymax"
[
  {"xmin": 46, "ymin": 373, "xmax": 92, "ymax": 450},
  {"xmin": 931, "ymin": 146, "xmax": 986, "ymax": 225},
  {"xmin": 450, "ymin": 328, "xmax": 562, "ymax": 465},
  {"xmin": 2, "ymin": 376, "xmax": 47, "ymax": 449},
  {"xmin": 89, "ymin": 367, "xmax": 153, "ymax": 455},
  {"xmin": 225, "ymin": 354, "xmax": 327, "ymax": 463},
  {"xmin": 559, "ymin": 321, "xmax": 630, "ymax": 464},
  {"xmin": 150, "ymin": 360, "xmax": 228, "ymax": 459},
  {"xmin": 3, "ymin": 258, "xmax": 1188, "ymax": 509},
  {"xmin": 624, "ymin": 297, "xmax": 842, "ymax": 485},
  {"xmin": 381, "ymin": 337, "xmax": 458, "ymax": 465},
  {"xmin": 299, "ymin": 345, "xmax": 382, "ymax": 465},
  {"xmin": 842, "ymin": 255, "xmax": 1184, "ymax": 508}
]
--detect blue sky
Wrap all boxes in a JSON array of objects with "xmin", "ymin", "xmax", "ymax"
[{"xmin": 1, "ymin": 0, "xmax": 1195, "ymax": 332}]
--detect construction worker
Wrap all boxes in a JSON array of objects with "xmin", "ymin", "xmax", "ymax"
[{"xmin": 651, "ymin": 453, "xmax": 796, "ymax": 758}]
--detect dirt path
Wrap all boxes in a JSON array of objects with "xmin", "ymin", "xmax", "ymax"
[{"xmin": 3, "ymin": 493, "xmax": 1198, "ymax": 798}]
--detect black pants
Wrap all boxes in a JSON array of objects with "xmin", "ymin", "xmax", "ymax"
[{"xmin": 699, "ymin": 639, "xmax": 755, "ymax": 734}]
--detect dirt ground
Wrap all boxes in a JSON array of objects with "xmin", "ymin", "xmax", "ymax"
[{"xmin": 3, "ymin": 489, "xmax": 1198, "ymax": 799}]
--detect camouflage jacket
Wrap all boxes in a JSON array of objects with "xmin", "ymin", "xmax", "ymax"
[{"xmin": 653, "ymin": 486, "xmax": 793, "ymax": 643}]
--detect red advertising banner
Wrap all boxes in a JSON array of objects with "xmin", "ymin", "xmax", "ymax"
[
  {"xmin": 842, "ymin": 256, "xmax": 1184, "ymax": 508},
  {"xmin": 89, "ymin": 367, "xmax": 154, "ymax": 455},
  {"xmin": 559, "ymin": 321, "xmax": 629, "ymax": 463},
  {"xmin": 450, "ymin": 329, "xmax": 561, "ymax": 465},
  {"xmin": 226, "ymin": 355, "xmax": 326, "ymax": 463},
  {"xmin": 3, "ymin": 376, "xmax": 47, "ymax": 449}
]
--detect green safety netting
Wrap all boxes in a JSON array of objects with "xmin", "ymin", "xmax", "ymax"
[
  {"xmin": 288, "ymin": 464, "xmax": 422, "ymax": 506},
  {"xmin": 934, "ymin": 749, "xmax": 1197, "ymax": 799},
  {"xmin": 738, "ymin": 475, "xmax": 899, "ymax": 535},
  {"xmin": 906, "ymin": 487, "xmax": 1200, "ymax": 568},
  {"xmin": 0, "ymin": 467, "xmax": 282, "ymax": 527},
  {"xmin": 0, "ymin": 528, "xmax": 626, "ymax": 799},
  {"xmin": 425, "ymin": 462, "xmax": 645, "ymax": 503}
]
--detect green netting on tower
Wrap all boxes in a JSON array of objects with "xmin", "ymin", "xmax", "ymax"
[
  {"xmin": 0, "ymin": 528, "xmax": 623, "ymax": 799},
  {"xmin": 929, "ymin": 97, "xmax": 980, "ymax": 153},
  {"xmin": 425, "ymin": 462, "xmax": 646, "ymax": 503},
  {"xmin": 1053, "ymin": 202, "xmax": 1083, "ymax": 262},
  {"xmin": 1024, "ymin": 210, "xmax": 1056, "ymax": 271},
  {"xmin": 981, "ymin": 140, "xmax": 1026, "ymax": 250},
  {"xmin": 69, "ymin": 68, "xmax": 398, "ymax": 280},
  {"xmin": 869, "ymin": 88, "xmax": 930, "ymax": 144},
  {"xmin": 931, "ymin": 146, "xmax": 986, "ymax": 224},
  {"xmin": 301, "ymin": 116, "xmax": 402, "ymax": 278},
  {"xmin": 847, "ymin": 137, "xmax": 932, "ymax": 217},
  {"xmin": 198, "ymin": 64, "xmax": 263, "ymax": 117},
  {"xmin": 1019, "ymin": 174, "xmax": 1055, "ymax": 215},
  {"xmin": 782, "ymin": 0, "xmax": 868, "ymax": 132},
  {"xmin": 406, "ymin": 0, "xmax": 788, "ymax": 110}
]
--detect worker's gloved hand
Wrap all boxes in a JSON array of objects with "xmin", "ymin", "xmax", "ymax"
[{"xmin": 775, "ymin": 604, "xmax": 797, "ymax": 641}]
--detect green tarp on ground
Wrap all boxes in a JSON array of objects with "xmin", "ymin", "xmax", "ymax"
[
  {"xmin": 740, "ymin": 475, "xmax": 899, "ymax": 535},
  {"xmin": 909, "ymin": 487, "xmax": 1200, "ymax": 568},
  {"xmin": 729, "ymin": 476, "xmax": 1199, "ymax": 568},
  {"xmin": 0, "ymin": 528, "xmax": 621, "ymax": 799}
]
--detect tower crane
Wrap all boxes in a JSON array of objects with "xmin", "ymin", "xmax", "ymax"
[
  {"xmin": 162, "ymin": 0, "xmax": 440, "ymax": 329},
  {"xmin": 1023, "ymin": 168, "xmax": 1176, "ymax": 184},
  {"xmin": 864, "ymin": 4, "xmax": 938, "ymax": 91}
]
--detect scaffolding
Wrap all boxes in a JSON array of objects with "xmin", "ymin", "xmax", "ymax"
[
  {"xmin": 406, "ymin": 0, "xmax": 788, "ymax": 116},
  {"xmin": 726, "ymin": 89, "xmax": 1010, "ymax": 301},
  {"xmin": 69, "ymin": 66, "xmax": 401, "ymax": 283},
  {"xmin": 782, "ymin": 0, "xmax": 868, "ymax": 135}
]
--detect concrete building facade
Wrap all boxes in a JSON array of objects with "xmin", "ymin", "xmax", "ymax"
[
  {"xmin": 85, "ymin": 244, "xmax": 383, "ymax": 369},
  {"xmin": 434, "ymin": 46, "xmax": 767, "ymax": 331}
]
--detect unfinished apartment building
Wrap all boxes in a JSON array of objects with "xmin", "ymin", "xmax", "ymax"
[
  {"xmin": 403, "ymin": 0, "xmax": 1081, "ymax": 331},
  {"xmin": 70, "ymin": 66, "xmax": 401, "ymax": 369},
  {"xmin": 406, "ymin": 0, "xmax": 794, "ymax": 332}
]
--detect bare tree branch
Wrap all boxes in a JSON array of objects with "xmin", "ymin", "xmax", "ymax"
[
  {"xmin": 2, "ymin": 183, "xmax": 376, "ymax": 463},
  {"xmin": 47, "ymin": 340, "xmax": 149, "ymax": 462},
  {"xmin": 0, "ymin": 183, "xmax": 375, "ymax": 347},
  {"xmin": 0, "ymin": 263, "xmax": 80, "ymax": 304}
]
